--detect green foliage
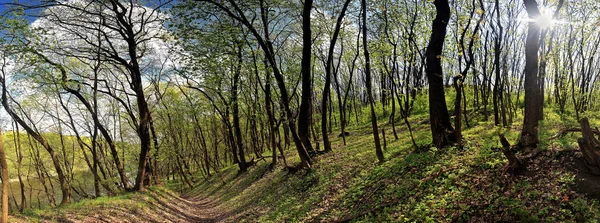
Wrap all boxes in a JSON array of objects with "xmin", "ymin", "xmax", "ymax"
[{"xmin": 168, "ymin": 104, "xmax": 600, "ymax": 222}]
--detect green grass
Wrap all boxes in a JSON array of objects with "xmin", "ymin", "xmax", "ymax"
[
  {"xmin": 184, "ymin": 105, "xmax": 600, "ymax": 222},
  {"xmin": 14, "ymin": 98, "xmax": 600, "ymax": 222},
  {"xmin": 13, "ymin": 186, "xmax": 186, "ymax": 222}
]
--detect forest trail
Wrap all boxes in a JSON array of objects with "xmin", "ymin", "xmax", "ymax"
[
  {"xmin": 176, "ymin": 193, "xmax": 228, "ymax": 223},
  {"xmin": 66, "ymin": 189, "xmax": 229, "ymax": 223},
  {"xmin": 11, "ymin": 187, "xmax": 229, "ymax": 223}
]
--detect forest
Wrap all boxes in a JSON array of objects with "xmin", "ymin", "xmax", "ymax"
[{"xmin": 0, "ymin": 0, "xmax": 599, "ymax": 222}]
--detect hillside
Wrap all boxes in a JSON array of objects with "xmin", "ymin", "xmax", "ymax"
[
  {"xmin": 17, "ymin": 109, "xmax": 600, "ymax": 222},
  {"xmin": 2, "ymin": 0, "xmax": 600, "ymax": 222}
]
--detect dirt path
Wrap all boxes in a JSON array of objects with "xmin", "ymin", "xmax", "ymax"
[
  {"xmin": 176, "ymin": 193, "xmax": 228, "ymax": 222},
  {"xmin": 79, "ymin": 189, "xmax": 229, "ymax": 223},
  {"xmin": 8, "ymin": 188, "xmax": 231, "ymax": 223}
]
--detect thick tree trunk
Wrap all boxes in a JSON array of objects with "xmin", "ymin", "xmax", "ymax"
[
  {"xmin": 298, "ymin": 0, "xmax": 315, "ymax": 154},
  {"xmin": 257, "ymin": 0, "xmax": 312, "ymax": 168},
  {"xmin": 426, "ymin": 0, "xmax": 455, "ymax": 148},
  {"xmin": 104, "ymin": 0, "xmax": 155, "ymax": 192},
  {"xmin": 132, "ymin": 70, "xmax": 153, "ymax": 192},
  {"xmin": 520, "ymin": 0, "xmax": 542, "ymax": 148},
  {"xmin": 577, "ymin": 118, "xmax": 600, "ymax": 174}
]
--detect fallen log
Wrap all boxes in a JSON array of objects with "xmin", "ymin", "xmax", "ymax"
[{"xmin": 550, "ymin": 127, "xmax": 600, "ymax": 140}]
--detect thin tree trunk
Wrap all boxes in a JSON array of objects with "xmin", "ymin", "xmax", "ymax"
[
  {"xmin": 362, "ymin": 0, "xmax": 385, "ymax": 163},
  {"xmin": 233, "ymin": 44, "xmax": 249, "ymax": 172},
  {"xmin": 13, "ymin": 121, "xmax": 25, "ymax": 212},
  {"xmin": 0, "ymin": 128, "xmax": 8, "ymax": 223},
  {"xmin": 322, "ymin": 0, "xmax": 352, "ymax": 152}
]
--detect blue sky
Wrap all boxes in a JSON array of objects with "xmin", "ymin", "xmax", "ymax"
[
  {"xmin": 0, "ymin": 0, "xmax": 177, "ymax": 22},
  {"xmin": 0, "ymin": 0, "xmax": 14, "ymax": 15},
  {"xmin": 0, "ymin": 0, "xmax": 43, "ymax": 23}
]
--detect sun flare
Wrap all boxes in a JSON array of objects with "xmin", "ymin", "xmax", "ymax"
[{"xmin": 536, "ymin": 11, "xmax": 555, "ymax": 29}]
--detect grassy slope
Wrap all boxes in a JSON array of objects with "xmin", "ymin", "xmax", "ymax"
[
  {"xmin": 11, "ymin": 186, "xmax": 224, "ymax": 222},
  {"xmin": 14, "ymin": 106, "xmax": 600, "ymax": 222},
  {"xmin": 187, "ymin": 107, "xmax": 600, "ymax": 222}
]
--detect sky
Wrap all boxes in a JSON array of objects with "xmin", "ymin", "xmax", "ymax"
[
  {"xmin": 0, "ymin": 0, "xmax": 177, "ymax": 131},
  {"xmin": 0, "ymin": 0, "xmax": 176, "ymax": 24},
  {"xmin": 0, "ymin": 0, "xmax": 43, "ymax": 23},
  {"xmin": 0, "ymin": 0, "xmax": 181, "ymax": 132},
  {"xmin": 0, "ymin": 0, "xmax": 10, "ymax": 12}
]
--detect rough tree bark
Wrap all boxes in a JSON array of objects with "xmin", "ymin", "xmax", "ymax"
[
  {"xmin": 298, "ymin": 0, "xmax": 315, "ymax": 154},
  {"xmin": 520, "ymin": 0, "xmax": 542, "ymax": 148},
  {"xmin": 426, "ymin": 0, "xmax": 455, "ymax": 148},
  {"xmin": 577, "ymin": 118, "xmax": 600, "ymax": 175}
]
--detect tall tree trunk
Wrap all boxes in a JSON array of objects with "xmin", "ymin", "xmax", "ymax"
[
  {"xmin": 13, "ymin": 121, "xmax": 25, "ymax": 212},
  {"xmin": 0, "ymin": 83, "xmax": 69, "ymax": 206},
  {"xmin": 149, "ymin": 115, "xmax": 162, "ymax": 185},
  {"xmin": 322, "ymin": 0, "xmax": 352, "ymax": 153},
  {"xmin": 298, "ymin": 0, "xmax": 315, "ymax": 154},
  {"xmin": 103, "ymin": 0, "xmax": 154, "ymax": 192},
  {"xmin": 233, "ymin": 44, "xmax": 248, "ymax": 172},
  {"xmin": 362, "ymin": 0, "xmax": 385, "ymax": 163},
  {"xmin": 0, "ymin": 128, "xmax": 8, "ymax": 223},
  {"xmin": 426, "ymin": 0, "xmax": 455, "ymax": 148},
  {"xmin": 537, "ymin": 0, "xmax": 565, "ymax": 120},
  {"xmin": 258, "ymin": 0, "xmax": 312, "ymax": 168},
  {"xmin": 492, "ymin": 0, "xmax": 503, "ymax": 126},
  {"xmin": 520, "ymin": 0, "xmax": 542, "ymax": 148}
]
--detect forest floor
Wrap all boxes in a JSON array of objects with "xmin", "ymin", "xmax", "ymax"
[
  {"xmin": 182, "ymin": 107, "xmax": 600, "ymax": 222},
  {"xmin": 11, "ymin": 186, "xmax": 230, "ymax": 222},
  {"xmin": 11, "ymin": 107, "xmax": 600, "ymax": 222}
]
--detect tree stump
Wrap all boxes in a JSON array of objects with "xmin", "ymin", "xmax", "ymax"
[
  {"xmin": 498, "ymin": 133, "xmax": 523, "ymax": 173},
  {"xmin": 577, "ymin": 118, "xmax": 600, "ymax": 175}
]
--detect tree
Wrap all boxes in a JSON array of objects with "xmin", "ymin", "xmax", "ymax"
[
  {"xmin": 425, "ymin": 0, "xmax": 455, "ymax": 148},
  {"xmin": 231, "ymin": 42, "xmax": 250, "ymax": 171},
  {"xmin": 362, "ymin": 0, "xmax": 384, "ymax": 163},
  {"xmin": 298, "ymin": 0, "xmax": 315, "ymax": 154},
  {"xmin": 321, "ymin": 0, "xmax": 352, "ymax": 152},
  {"xmin": 186, "ymin": 0, "xmax": 313, "ymax": 169},
  {"xmin": 0, "ymin": 27, "xmax": 72, "ymax": 204},
  {"xmin": 0, "ymin": 127, "xmax": 8, "ymax": 223},
  {"xmin": 520, "ymin": 0, "xmax": 542, "ymax": 148}
]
